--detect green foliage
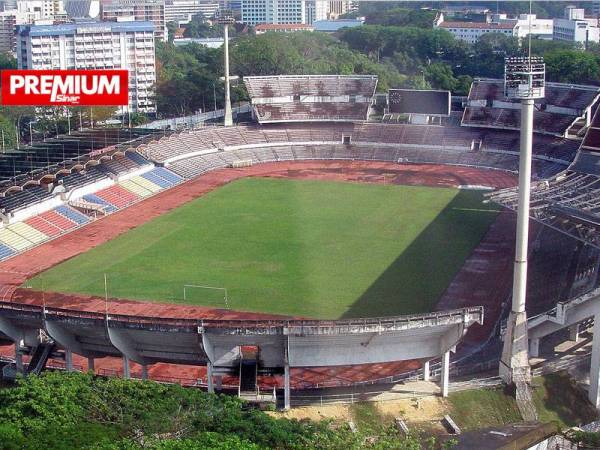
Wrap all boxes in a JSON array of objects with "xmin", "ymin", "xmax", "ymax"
[
  {"xmin": 28, "ymin": 179, "xmax": 498, "ymax": 319},
  {"xmin": 449, "ymin": 373, "xmax": 599, "ymax": 432},
  {"xmin": 544, "ymin": 50, "xmax": 600, "ymax": 84},
  {"xmin": 183, "ymin": 15, "xmax": 224, "ymax": 39},
  {"xmin": 230, "ymin": 32, "xmax": 404, "ymax": 90},
  {"xmin": 365, "ymin": 7, "xmax": 437, "ymax": 28},
  {"xmin": 0, "ymin": 371, "xmax": 437, "ymax": 449},
  {"xmin": 565, "ymin": 430, "xmax": 600, "ymax": 448}
]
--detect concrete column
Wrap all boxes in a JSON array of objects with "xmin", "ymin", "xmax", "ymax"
[
  {"xmin": 423, "ymin": 360, "xmax": 430, "ymax": 381},
  {"xmin": 122, "ymin": 356, "xmax": 130, "ymax": 379},
  {"xmin": 14, "ymin": 345, "xmax": 23, "ymax": 374},
  {"xmin": 588, "ymin": 314, "xmax": 600, "ymax": 408},
  {"xmin": 216, "ymin": 375, "xmax": 222, "ymax": 391},
  {"xmin": 440, "ymin": 351, "xmax": 450, "ymax": 398},
  {"xmin": 499, "ymin": 97, "xmax": 534, "ymax": 384},
  {"xmin": 569, "ymin": 324, "xmax": 580, "ymax": 343},
  {"xmin": 65, "ymin": 349, "xmax": 73, "ymax": 372},
  {"xmin": 223, "ymin": 24, "xmax": 233, "ymax": 127},
  {"xmin": 206, "ymin": 362, "xmax": 214, "ymax": 393},
  {"xmin": 529, "ymin": 338, "xmax": 540, "ymax": 358},
  {"xmin": 284, "ymin": 362, "xmax": 291, "ymax": 410},
  {"xmin": 87, "ymin": 357, "xmax": 95, "ymax": 373},
  {"xmin": 141, "ymin": 365, "xmax": 148, "ymax": 380}
]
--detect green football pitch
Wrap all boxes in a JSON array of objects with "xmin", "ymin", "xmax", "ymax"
[{"xmin": 26, "ymin": 178, "xmax": 500, "ymax": 319}]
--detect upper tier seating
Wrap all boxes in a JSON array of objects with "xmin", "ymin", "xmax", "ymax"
[
  {"xmin": 463, "ymin": 79, "xmax": 599, "ymax": 136},
  {"xmin": 244, "ymin": 75, "xmax": 377, "ymax": 123},
  {"xmin": 244, "ymin": 75, "xmax": 378, "ymax": 98}
]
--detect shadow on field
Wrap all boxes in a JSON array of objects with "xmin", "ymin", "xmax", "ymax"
[{"xmin": 341, "ymin": 191, "xmax": 499, "ymax": 319}]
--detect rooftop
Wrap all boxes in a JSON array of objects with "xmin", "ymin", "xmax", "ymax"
[
  {"xmin": 439, "ymin": 21, "xmax": 516, "ymax": 29},
  {"xmin": 255, "ymin": 23, "xmax": 314, "ymax": 31},
  {"xmin": 17, "ymin": 20, "xmax": 155, "ymax": 36}
]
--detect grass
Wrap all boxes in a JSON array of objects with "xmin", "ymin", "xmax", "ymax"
[
  {"xmin": 447, "ymin": 373, "xmax": 598, "ymax": 432},
  {"xmin": 26, "ymin": 178, "xmax": 499, "ymax": 319}
]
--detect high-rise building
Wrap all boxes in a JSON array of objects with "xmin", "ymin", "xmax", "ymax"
[
  {"xmin": 100, "ymin": 0, "xmax": 166, "ymax": 41},
  {"xmin": 16, "ymin": 0, "xmax": 66, "ymax": 19},
  {"xmin": 241, "ymin": 0, "xmax": 305, "ymax": 25},
  {"xmin": 326, "ymin": 0, "xmax": 355, "ymax": 19},
  {"xmin": 16, "ymin": 20, "xmax": 156, "ymax": 113},
  {"xmin": 164, "ymin": 0, "xmax": 218, "ymax": 24},
  {"xmin": 0, "ymin": 11, "xmax": 16, "ymax": 53}
]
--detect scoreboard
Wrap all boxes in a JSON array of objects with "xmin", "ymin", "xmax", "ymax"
[{"xmin": 388, "ymin": 89, "xmax": 451, "ymax": 116}]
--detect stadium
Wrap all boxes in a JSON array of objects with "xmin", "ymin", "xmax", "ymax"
[{"xmin": 0, "ymin": 73, "xmax": 599, "ymax": 409}]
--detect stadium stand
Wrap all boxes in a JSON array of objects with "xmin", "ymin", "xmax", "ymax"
[
  {"xmin": 25, "ymin": 215, "xmax": 63, "ymax": 238},
  {"xmin": 56, "ymin": 205, "xmax": 90, "ymax": 226},
  {"xmin": 37, "ymin": 210, "xmax": 78, "ymax": 233},
  {"xmin": 0, "ymin": 128, "xmax": 161, "ymax": 191},
  {"xmin": 82, "ymin": 194, "xmax": 118, "ymax": 213},
  {"xmin": 95, "ymin": 185, "xmax": 141, "ymax": 208},
  {"xmin": 489, "ymin": 106, "xmax": 600, "ymax": 248},
  {"xmin": 463, "ymin": 79, "xmax": 599, "ymax": 136},
  {"xmin": 244, "ymin": 75, "xmax": 377, "ymax": 123}
]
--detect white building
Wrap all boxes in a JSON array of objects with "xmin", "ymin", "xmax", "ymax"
[
  {"xmin": 491, "ymin": 13, "xmax": 553, "ymax": 40},
  {"xmin": 241, "ymin": 0, "xmax": 328, "ymax": 25},
  {"xmin": 164, "ymin": 0, "xmax": 218, "ymax": 24},
  {"xmin": 436, "ymin": 20, "xmax": 516, "ymax": 44},
  {"xmin": 553, "ymin": 7, "xmax": 599, "ymax": 45},
  {"xmin": 16, "ymin": 20, "xmax": 156, "ymax": 113}
]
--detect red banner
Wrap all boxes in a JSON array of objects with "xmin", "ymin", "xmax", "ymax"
[{"xmin": 1, "ymin": 69, "xmax": 129, "ymax": 106}]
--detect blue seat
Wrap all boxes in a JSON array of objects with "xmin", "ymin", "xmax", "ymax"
[
  {"xmin": 141, "ymin": 171, "xmax": 171, "ymax": 189},
  {"xmin": 83, "ymin": 194, "xmax": 118, "ymax": 213},
  {"xmin": 153, "ymin": 167, "xmax": 183, "ymax": 185},
  {"xmin": 0, "ymin": 243, "xmax": 15, "ymax": 259},
  {"xmin": 126, "ymin": 152, "xmax": 150, "ymax": 166},
  {"xmin": 55, "ymin": 206, "xmax": 89, "ymax": 225}
]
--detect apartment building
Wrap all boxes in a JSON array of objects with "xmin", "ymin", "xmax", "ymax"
[{"xmin": 16, "ymin": 20, "xmax": 156, "ymax": 113}]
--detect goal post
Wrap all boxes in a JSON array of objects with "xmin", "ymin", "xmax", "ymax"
[{"xmin": 183, "ymin": 284, "xmax": 229, "ymax": 308}]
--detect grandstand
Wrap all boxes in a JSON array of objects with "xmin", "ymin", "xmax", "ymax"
[
  {"xmin": 244, "ymin": 75, "xmax": 377, "ymax": 123},
  {"xmin": 0, "ymin": 128, "xmax": 163, "ymax": 193},
  {"xmin": 462, "ymin": 79, "xmax": 600, "ymax": 136},
  {"xmin": 489, "ymin": 106, "xmax": 600, "ymax": 249}
]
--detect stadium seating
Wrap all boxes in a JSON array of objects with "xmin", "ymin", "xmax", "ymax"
[
  {"xmin": 55, "ymin": 205, "xmax": 90, "ymax": 226},
  {"xmin": 8, "ymin": 222, "xmax": 47, "ymax": 244},
  {"xmin": 25, "ymin": 215, "xmax": 63, "ymax": 238},
  {"xmin": 463, "ymin": 79, "xmax": 599, "ymax": 136},
  {"xmin": 0, "ymin": 242, "xmax": 14, "ymax": 259},
  {"xmin": 120, "ymin": 179, "xmax": 154, "ymax": 197},
  {"xmin": 244, "ymin": 75, "xmax": 377, "ymax": 123},
  {"xmin": 0, "ymin": 227, "xmax": 34, "ymax": 251},
  {"xmin": 244, "ymin": 75, "xmax": 378, "ymax": 99},
  {"xmin": 95, "ymin": 185, "xmax": 141, "ymax": 208},
  {"xmin": 82, "ymin": 194, "xmax": 118, "ymax": 213}
]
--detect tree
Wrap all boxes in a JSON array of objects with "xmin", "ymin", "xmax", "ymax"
[
  {"xmin": 166, "ymin": 21, "xmax": 178, "ymax": 43},
  {"xmin": 425, "ymin": 62, "xmax": 457, "ymax": 91},
  {"xmin": 545, "ymin": 50, "xmax": 600, "ymax": 84}
]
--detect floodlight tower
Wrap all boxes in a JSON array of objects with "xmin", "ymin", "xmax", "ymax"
[
  {"xmin": 217, "ymin": 9, "xmax": 235, "ymax": 127},
  {"xmin": 500, "ymin": 56, "xmax": 545, "ymax": 385}
]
